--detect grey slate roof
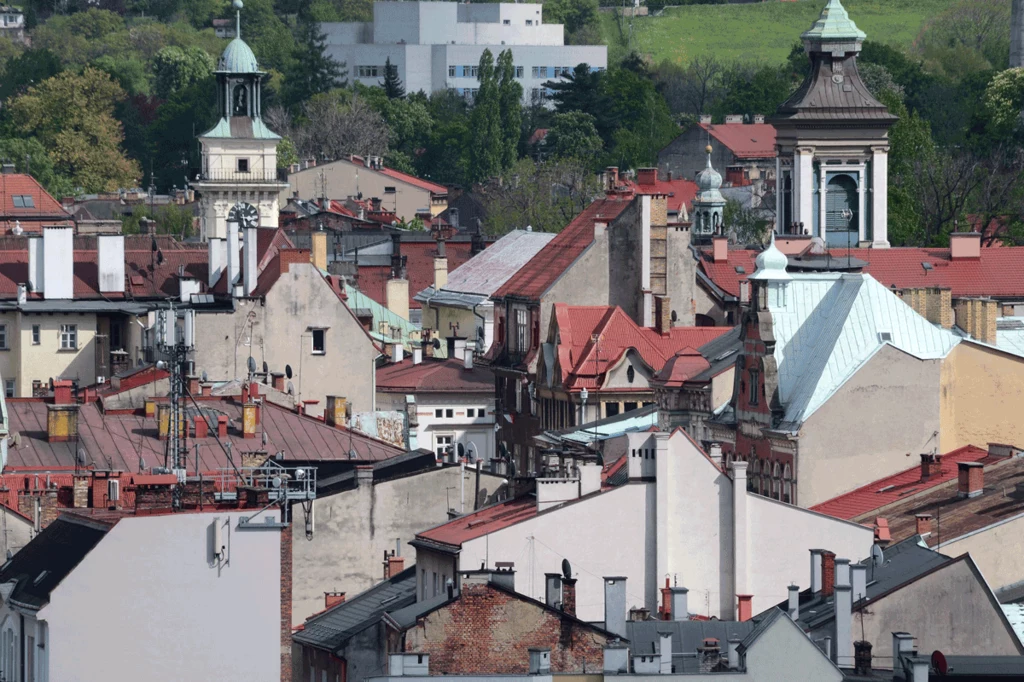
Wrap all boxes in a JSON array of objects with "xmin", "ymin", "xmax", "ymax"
[
  {"xmin": 773, "ymin": 54, "xmax": 896, "ymax": 125},
  {"xmin": 294, "ymin": 566, "xmax": 417, "ymax": 651},
  {"xmin": 388, "ymin": 591, "xmax": 455, "ymax": 630},
  {"xmin": 935, "ymin": 655, "xmax": 1024, "ymax": 676},
  {"xmin": 627, "ymin": 618, "xmax": 756, "ymax": 670},
  {"xmin": 693, "ymin": 326, "xmax": 742, "ymax": 384}
]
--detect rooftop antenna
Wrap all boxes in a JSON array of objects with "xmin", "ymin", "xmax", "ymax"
[
  {"xmin": 234, "ymin": 0, "xmax": 243, "ymax": 39},
  {"xmin": 156, "ymin": 300, "xmax": 196, "ymax": 509}
]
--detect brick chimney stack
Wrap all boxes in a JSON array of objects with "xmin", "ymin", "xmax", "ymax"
[
  {"xmin": 920, "ymin": 453, "xmax": 942, "ymax": 480},
  {"xmin": 958, "ymin": 461, "xmax": 984, "ymax": 498},
  {"xmin": 821, "ymin": 551, "xmax": 836, "ymax": 598},
  {"xmin": 560, "ymin": 576, "xmax": 577, "ymax": 617},
  {"xmin": 915, "ymin": 513, "xmax": 932, "ymax": 536},
  {"xmin": 324, "ymin": 592, "xmax": 346, "ymax": 609}
]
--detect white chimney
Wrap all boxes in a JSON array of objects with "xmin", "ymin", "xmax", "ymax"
[
  {"xmin": 726, "ymin": 637, "xmax": 741, "ymax": 670},
  {"xmin": 16, "ymin": 284, "xmax": 27, "ymax": 305},
  {"xmin": 835, "ymin": 558, "xmax": 851, "ymax": 588},
  {"xmin": 242, "ymin": 226, "xmax": 258, "ymax": 296},
  {"xmin": 413, "ymin": 347, "xmax": 422, "ymax": 365},
  {"xmin": 179, "ymin": 278, "xmax": 201, "ymax": 304},
  {"xmin": 671, "ymin": 586, "xmax": 688, "ymax": 621},
  {"xmin": 208, "ymin": 238, "xmax": 226, "ymax": 287},
  {"xmin": 453, "ymin": 338, "xmax": 466, "ymax": 361},
  {"xmin": 393, "ymin": 344, "xmax": 404, "ymax": 363},
  {"xmin": 851, "ymin": 564, "xmax": 866, "ymax": 603},
  {"xmin": 226, "ymin": 222, "xmax": 240, "ymax": 293},
  {"xmin": 788, "ymin": 584, "xmax": 800, "ymax": 619},
  {"xmin": 833, "ymin": 584, "xmax": 852, "ymax": 667},
  {"xmin": 463, "ymin": 351, "xmax": 473, "ymax": 370},
  {"xmin": 97, "ymin": 235, "xmax": 125, "ymax": 293},
  {"xmin": 810, "ymin": 549, "xmax": 823, "ymax": 593},
  {"xmin": 28, "ymin": 237, "xmax": 43, "ymax": 294},
  {"xmin": 43, "ymin": 226, "xmax": 74, "ymax": 299},
  {"xmin": 659, "ymin": 632, "xmax": 673, "ymax": 674},
  {"xmin": 604, "ymin": 577, "xmax": 627, "ymax": 639}
]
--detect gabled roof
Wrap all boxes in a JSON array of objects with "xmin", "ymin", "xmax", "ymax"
[
  {"xmin": 551, "ymin": 304, "xmax": 731, "ymax": 392},
  {"xmin": 698, "ymin": 123, "xmax": 777, "ymax": 160},
  {"xmin": 293, "ymin": 565, "xmax": 417, "ymax": 652},
  {"xmin": 767, "ymin": 273, "xmax": 960, "ymax": 428},
  {"xmin": 415, "ymin": 230, "xmax": 556, "ymax": 302},
  {"xmin": 809, "ymin": 445, "xmax": 994, "ymax": 520},
  {"xmin": 356, "ymin": 240, "xmax": 475, "ymax": 309},
  {"xmin": 625, "ymin": 176, "xmax": 699, "ymax": 216},
  {"xmin": 493, "ymin": 197, "xmax": 632, "ymax": 301},
  {"xmin": 0, "ymin": 515, "xmax": 112, "ymax": 610},
  {"xmin": 414, "ymin": 496, "xmax": 539, "ymax": 551},
  {"xmin": 376, "ymin": 357, "xmax": 495, "ymax": 394},
  {"xmin": 696, "ymin": 248, "xmax": 757, "ymax": 299},
  {"xmin": 0, "ymin": 173, "xmax": 73, "ymax": 230}
]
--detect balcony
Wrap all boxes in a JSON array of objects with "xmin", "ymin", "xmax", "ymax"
[{"xmin": 197, "ymin": 169, "xmax": 283, "ymax": 183}]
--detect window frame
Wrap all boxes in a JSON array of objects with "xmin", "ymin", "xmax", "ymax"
[
  {"xmin": 60, "ymin": 323, "xmax": 77, "ymax": 351},
  {"xmin": 515, "ymin": 66, "xmax": 524, "ymax": 78},
  {"xmin": 0, "ymin": 323, "xmax": 7, "ymax": 350},
  {"xmin": 434, "ymin": 433, "xmax": 453, "ymax": 458},
  {"xmin": 448, "ymin": 65, "xmax": 456, "ymax": 77},
  {"xmin": 32, "ymin": 324, "xmax": 40, "ymax": 345},
  {"xmin": 236, "ymin": 158, "xmax": 250, "ymax": 173},
  {"xmin": 748, "ymin": 368, "xmax": 759, "ymax": 405},
  {"xmin": 4, "ymin": 379, "xmax": 14, "ymax": 398},
  {"xmin": 311, "ymin": 328, "xmax": 326, "ymax": 355}
]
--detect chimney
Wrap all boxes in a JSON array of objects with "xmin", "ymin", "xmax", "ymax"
[
  {"xmin": 603, "ymin": 642, "xmax": 629, "ymax": 675},
  {"xmin": 463, "ymin": 350, "xmax": 473, "ymax": 371},
  {"xmin": 851, "ymin": 564, "xmax": 867, "ymax": 603},
  {"xmin": 16, "ymin": 283, "xmax": 26, "ymax": 305},
  {"xmin": 325, "ymin": 396, "xmax": 348, "ymax": 429},
  {"xmin": 604, "ymin": 577, "xmax": 627, "ymax": 639},
  {"xmin": 660, "ymin": 580, "xmax": 671, "ymax": 620},
  {"xmin": 854, "ymin": 640, "xmax": 872, "ymax": 676},
  {"xmin": 753, "ymin": 114, "xmax": 765, "ymax": 124},
  {"xmin": 605, "ymin": 166, "xmax": 620, "ymax": 191},
  {"xmin": 389, "ymin": 233, "xmax": 402, "ymax": 273},
  {"xmin": 311, "ymin": 229, "xmax": 328, "ymax": 271},
  {"xmin": 810, "ymin": 549, "xmax": 823, "ymax": 593},
  {"xmin": 72, "ymin": 474, "xmax": 90, "ymax": 509},
  {"xmin": 712, "ymin": 236, "xmax": 729, "ymax": 262},
  {"xmin": 386, "ymin": 278, "xmax": 410, "ymax": 321},
  {"xmin": 393, "ymin": 344, "xmax": 405, "ymax": 363},
  {"xmin": 954, "ymin": 297, "xmax": 998, "ymax": 344},
  {"xmin": 699, "ymin": 115, "xmax": 712, "ymax": 124},
  {"xmin": 654, "ymin": 295, "xmax": 671, "ymax": 335},
  {"xmin": 892, "ymin": 632, "xmax": 916, "ymax": 666},
  {"xmin": 915, "ymin": 513, "xmax": 933, "ymax": 536},
  {"xmin": 787, "ymin": 584, "xmax": 799, "ymax": 619},
  {"xmin": 950, "ymin": 231, "xmax": 981, "ymax": 259},
  {"xmin": 471, "ymin": 227, "xmax": 484, "ymax": 256},
  {"xmin": 242, "ymin": 402, "xmax": 257, "ymax": 438},
  {"xmin": 671, "ymin": 586, "xmax": 688, "ymax": 621},
  {"xmin": 356, "ymin": 465, "xmax": 373, "ymax": 487},
  {"xmin": 47, "ymin": 380, "xmax": 79, "ymax": 442},
  {"xmin": 821, "ymin": 551, "xmax": 836, "ymax": 598},
  {"xmin": 433, "ymin": 246, "xmax": 448, "ymax": 290},
  {"xmin": 835, "ymin": 558, "xmax": 850, "ymax": 589},
  {"xmin": 412, "ymin": 346, "xmax": 423, "ymax": 365},
  {"xmin": 957, "ymin": 461, "xmax": 984, "ymax": 498},
  {"xmin": 726, "ymin": 637, "xmax": 741, "ymax": 670},
  {"xmin": 324, "ymin": 591, "xmax": 346, "ymax": 609},
  {"xmin": 97, "ymin": 235, "xmax": 125, "ymax": 293},
  {"xmin": 195, "ymin": 417, "xmax": 209, "ymax": 439},
  {"xmin": 560, "ymin": 576, "xmax": 577, "ymax": 616},
  {"xmin": 243, "ymin": 226, "xmax": 258, "ymax": 296},
  {"xmin": 423, "ymin": 336, "xmax": 433, "ymax": 359},
  {"xmin": 42, "ymin": 226, "xmax": 74, "ymax": 299},
  {"xmin": 217, "ymin": 415, "xmax": 229, "ymax": 439},
  {"xmin": 226, "ymin": 221, "xmax": 241, "ymax": 293},
  {"xmin": 271, "ymin": 373, "xmax": 285, "ymax": 391},
  {"xmin": 697, "ymin": 638, "xmax": 721, "ymax": 673},
  {"xmin": 920, "ymin": 453, "xmax": 942, "ymax": 480},
  {"xmin": 833, "ymin": 584, "xmax": 853, "ymax": 667},
  {"xmin": 725, "ymin": 114, "xmax": 743, "ymax": 124},
  {"xmin": 659, "ymin": 632, "xmax": 673, "ymax": 674},
  {"xmin": 28, "ymin": 237, "xmax": 43, "ymax": 295},
  {"xmin": 528, "ymin": 648, "xmax": 551, "ymax": 675},
  {"xmin": 903, "ymin": 287, "xmax": 953, "ymax": 329},
  {"xmin": 208, "ymin": 238, "xmax": 226, "ymax": 287},
  {"xmin": 637, "ymin": 168, "xmax": 657, "ymax": 186},
  {"xmin": 544, "ymin": 573, "xmax": 562, "ymax": 608},
  {"xmin": 736, "ymin": 595, "xmax": 752, "ymax": 622},
  {"xmin": 386, "ymin": 555, "xmax": 405, "ymax": 579}
]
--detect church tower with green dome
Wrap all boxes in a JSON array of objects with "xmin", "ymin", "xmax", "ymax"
[
  {"xmin": 193, "ymin": 0, "xmax": 288, "ymax": 241},
  {"xmin": 692, "ymin": 144, "xmax": 726, "ymax": 241}
]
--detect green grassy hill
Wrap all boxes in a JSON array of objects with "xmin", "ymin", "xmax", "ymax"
[{"xmin": 599, "ymin": 0, "xmax": 959, "ymax": 65}]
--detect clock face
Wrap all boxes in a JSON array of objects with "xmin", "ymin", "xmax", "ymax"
[{"xmin": 229, "ymin": 202, "xmax": 260, "ymax": 228}]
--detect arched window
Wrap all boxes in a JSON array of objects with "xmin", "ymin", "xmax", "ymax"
[
  {"xmin": 760, "ymin": 460, "xmax": 769, "ymax": 495},
  {"xmin": 772, "ymin": 462, "xmax": 781, "ymax": 500},
  {"xmin": 783, "ymin": 464, "xmax": 793, "ymax": 504},
  {"xmin": 825, "ymin": 174, "xmax": 859, "ymax": 246},
  {"xmin": 749, "ymin": 458, "xmax": 759, "ymax": 492}
]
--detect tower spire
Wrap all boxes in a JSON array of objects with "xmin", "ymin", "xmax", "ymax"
[{"xmin": 234, "ymin": 0, "xmax": 243, "ymax": 40}]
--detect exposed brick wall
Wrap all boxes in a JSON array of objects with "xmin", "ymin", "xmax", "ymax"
[
  {"xmin": 17, "ymin": 490, "xmax": 58, "ymax": 529},
  {"xmin": 403, "ymin": 583, "xmax": 608, "ymax": 675},
  {"xmin": 135, "ymin": 485, "xmax": 174, "ymax": 511},
  {"xmin": 281, "ymin": 521, "xmax": 293, "ymax": 682}
]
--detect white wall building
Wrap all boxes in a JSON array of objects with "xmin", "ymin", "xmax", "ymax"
[
  {"xmin": 412, "ymin": 429, "xmax": 873, "ymax": 622},
  {"xmin": 321, "ymin": 2, "xmax": 607, "ymax": 103}
]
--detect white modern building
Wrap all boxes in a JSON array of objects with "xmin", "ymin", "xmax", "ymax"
[{"xmin": 321, "ymin": 1, "xmax": 607, "ymax": 103}]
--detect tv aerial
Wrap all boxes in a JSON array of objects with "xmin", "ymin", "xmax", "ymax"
[{"xmin": 561, "ymin": 558, "xmax": 572, "ymax": 581}]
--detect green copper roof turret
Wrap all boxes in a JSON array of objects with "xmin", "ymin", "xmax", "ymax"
[{"xmin": 801, "ymin": 0, "xmax": 866, "ymax": 42}]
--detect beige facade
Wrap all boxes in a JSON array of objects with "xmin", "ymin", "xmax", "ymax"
[
  {"xmin": 192, "ymin": 261, "xmax": 379, "ymax": 417},
  {"xmin": 0, "ymin": 312, "xmax": 101, "ymax": 397},
  {"xmin": 284, "ymin": 158, "xmax": 447, "ymax": 222},
  {"xmin": 196, "ymin": 137, "xmax": 288, "ymax": 240},
  {"xmin": 292, "ymin": 466, "xmax": 507, "ymax": 624},
  {"xmin": 937, "ymin": 514, "xmax": 1024, "ymax": 594},
  {"xmin": 939, "ymin": 341, "xmax": 1024, "ymax": 453}
]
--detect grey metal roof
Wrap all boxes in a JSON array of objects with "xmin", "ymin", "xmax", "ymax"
[
  {"xmin": 772, "ymin": 54, "xmax": 896, "ymax": 126},
  {"xmin": 293, "ymin": 566, "xmax": 417, "ymax": 651},
  {"xmin": 937, "ymin": 655, "xmax": 1024, "ymax": 676},
  {"xmin": 414, "ymin": 230, "xmax": 555, "ymax": 302},
  {"xmin": 626, "ymin": 618, "xmax": 756, "ymax": 673},
  {"xmin": 782, "ymin": 536, "xmax": 951, "ymax": 631},
  {"xmin": 388, "ymin": 591, "xmax": 455, "ymax": 630},
  {"xmin": 0, "ymin": 301, "xmax": 153, "ymax": 314},
  {"xmin": 693, "ymin": 326, "xmax": 742, "ymax": 384}
]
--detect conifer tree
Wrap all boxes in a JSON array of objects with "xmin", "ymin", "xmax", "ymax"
[{"xmin": 381, "ymin": 57, "xmax": 405, "ymax": 99}]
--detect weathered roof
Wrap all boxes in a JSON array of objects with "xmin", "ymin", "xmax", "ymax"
[
  {"xmin": 768, "ymin": 273, "xmax": 960, "ymax": 428},
  {"xmin": 555, "ymin": 404, "xmax": 659, "ymax": 445},
  {"xmin": 698, "ymin": 123, "xmax": 777, "ymax": 160},
  {"xmin": 997, "ymin": 317, "xmax": 1024, "ymax": 358},
  {"xmin": 375, "ymin": 357, "xmax": 495, "ymax": 394},
  {"xmin": 415, "ymin": 230, "xmax": 556, "ymax": 302},
  {"xmin": 414, "ymin": 496, "xmax": 539, "ymax": 551},
  {"xmin": 809, "ymin": 446, "xmax": 994, "ymax": 520},
  {"xmin": 217, "ymin": 35, "xmax": 260, "ymax": 73},
  {"xmin": 801, "ymin": 0, "xmax": 865, "ymax": 42},
  {"xmin": 627, "ymin": 618, "xmax": 756, "ymax": 668},
  {"xmin": 625, "ymin": 175, "xmax": 699, "ymax": 217},
  {"xmin": 342, "ymin": 281, "xmax": 420, "ymax": 347},
  {"xmin": 0, "ymin": 515, "xmax": 112, "ymax": 610},
  {"xmin": 356, "ymin": 240, "xmax": 476, "ymax": 310},
  {"xmin": 293, "ymin": 566, "xmax": 417, "ymax": 651},
  {"xmin": 200, "ymin": 116, "xmax": 281, "ymax": 140}
]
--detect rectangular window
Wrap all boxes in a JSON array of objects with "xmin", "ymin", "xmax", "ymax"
[
  {"xmin": 384, "ymin": 186, "xmax": 396, "ymax": 193},
  {"xmin": 466, "ymin": 408, "xmax": 474, "ymax": 418},
  {"xmin": 525, "ymin": 19, "xmax": 533, "ymax": 25},
  {"xmin": 435, "ymin": 408, "xmax": 443, "ymax": 418},
  {"xmin": 357, "ymin": 65, "xmax": 380, "ymax": 78},
  {"xmin": 749, "ymin": 369, "xmax": 759, "ymax": 405},
  {"xmin": 624, "ymin": 401, "xmax": 638, "ymax": 412},
  {"xmin": 503, "ymin": 18, "xmax": 510, "ymax": 24},
  {"xmin": 311, "ymin": 329, "xmax": 326, "ymax": 355},
  {"xmin": 12, "ymin": 195, "xmax": 35, "ymax": 208},
  {"xmin": 435, "ymin": 434, "xmax": 453, "ymax": 458},
  {"xmin": 532, "ymin": 66, "xmax": 541, "ymax": 78},
  {"xmin": 4, "ymin": 379, "xmax": 13, "ymax": 398},
  {"xmin": 237, "ymin": 158, "xmax": 249, "ymax": 173},
  {"xmin": 515, "ymin": 65, "xmax": 524, "ymax": 78},
  {"xmin": 467, "ymin": 65, "xmax": 478, "ymax": 78},
  {"xmin": 449, "ymin": 65, "xmax": 456, "ymax": 77},
  {"xmin": 0, "ymin": 324, "xmax": 6, "ymax": 350},
  {"xmin": 515, "ymin": 309, "xmax": 528, "ymax": 352},
  {"xmin": 445, "ymin": 408, "xmax": 453, "ymax": 418},
  {"xmin": 605, "ymin": 402, "xmax": 620, "ymax": 418},
  {"xmin": 60, "ymin": 324, "xmax": 77, "ymax": 350},
  {"xmin": 433, "ymin": 572, "xmax": 439, "ymax": 597}
]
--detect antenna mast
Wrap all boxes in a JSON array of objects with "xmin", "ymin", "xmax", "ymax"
[{"xmin": 156, "ymin": 299, "xmax": 196, "ymax": 509}]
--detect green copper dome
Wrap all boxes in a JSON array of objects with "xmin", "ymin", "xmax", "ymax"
[
  {"xmin": 801, "ymin": 0, "xmax": 866, "ymax": 42},
  {"xmin": 218, "ymin": 38, "xmax": 260, "ymax": 74}
]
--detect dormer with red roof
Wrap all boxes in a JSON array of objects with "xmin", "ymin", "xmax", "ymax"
[{"xmin": 0, "ymin": 170, "xmax": 74, "ymax": 234}]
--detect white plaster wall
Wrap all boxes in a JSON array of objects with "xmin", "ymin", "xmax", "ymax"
[
  {"xmin": 938, "ymin": 513, "xmax": 1024, "ymax": 595},
  {"xmin": 742, "ymin": 615, "xmax": 843, "ymax": 682},
  {"xmin": 459, "ymin": 483, "xmax": 654, "ymax": 622},
  {"xmin": 40, "ymin": 511, "xmax": 281, "ymax": 682}
]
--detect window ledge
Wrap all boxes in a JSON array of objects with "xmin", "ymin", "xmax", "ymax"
[{"xmin": 57, "ymin": 348, "xmax": 78, "ymax": 353}]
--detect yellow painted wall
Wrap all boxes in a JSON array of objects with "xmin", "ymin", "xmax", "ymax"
[
  {"xmin": 939, "ymin": 513, "xmax": 1024, "ymax": 592},
  {"xmin": 940, "ymin": 342, "xmax": 1024, "ymax": 453},
  {"xmin": 0, "ymin": 312, "xmax": 99, "ymax": 397}
]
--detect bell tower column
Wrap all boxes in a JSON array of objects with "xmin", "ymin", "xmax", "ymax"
[
  {"xmin": 871, "ymin": 146, "xmax": 889, "ymax": 248},
  {"xmin": 794, "ymin": 147, "xmax": 814, "ymax": 235}
]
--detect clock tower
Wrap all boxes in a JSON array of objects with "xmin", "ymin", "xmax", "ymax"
[{"xmin": 193, "ymin": 0, "xmax": 288, "ymax": 240}]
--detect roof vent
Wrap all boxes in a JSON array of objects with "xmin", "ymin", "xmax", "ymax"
[
  {"xmin": 734, "ymin": 266, "xmax": 746, "ymax": 274},
  {"xmin": 33, "ymin": 570, "xmax": 49, "ymax": 586},
  {"xmin": 877, "ymin": 332, "xmax": 892, "ymax": 343}
]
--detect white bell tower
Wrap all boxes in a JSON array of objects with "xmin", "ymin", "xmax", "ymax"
[{"xmin": 193, "ymin": 0, "xmax": 288, "ymax": 241}]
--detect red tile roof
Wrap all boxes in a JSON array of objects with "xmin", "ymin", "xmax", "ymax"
[
  {"xmin": 701, "ymin": 244, "xmax": 1024, "ymax": 299},
  {"xmin": 349, "ymin": 155, "xmax": 447, "ymax": 195},
  {"xmin": 493, "ymin": 197, "xmax": 632, "ymax": 301},
  {"xmin": 4, "ymin": 395, "xmax": 404, "ymax": 473},
  {"xmin": 652, "ymin": 347, "xmax": 712, "ymax": 387},
  {"xmin": 809, "ymin": 445, "xmax": 994, "ymax": 520},
  {"xmin": 625, "ymin": 176, "xmax": 699, "ymax": 216},
  {"xmin": 553, "ymin": 304, "xmax": 730, "ymax": 392},
  {"xmin": 355, "ymin": 240, "xmax": 475, "ymax": 309},
  {"xmin": 416, "ymin": 496, "xmax": 539, "ymax": 549},
  {"xmin": 698, "ymin": 123, "xmax": 777, "ymax": 159},
  {"xmin": 376, "ymin": 357, "xmax": 494, "ymax": 393},
  {"xmin": 0, "ymin": 173, "xmax": 73, "ymax": 231}
]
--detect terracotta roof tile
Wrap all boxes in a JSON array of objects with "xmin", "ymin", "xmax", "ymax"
[
  {"xmin": 356, "ymin": 241, "xmax": 475, "ymax": 309},
  {"xmin": 376, "ymin": 357, "xmax": 494, "ymax": 393},
  {"xmin": 625, "ymin": 177, "xmax": 699, "ymax": 215},
  {"xmin": 415, "ymin": 496, "xmax": 539, "ymax": 549},
  {"xmin": 698, "ymin": 123, "xmax": 777, "ymax": 159},
  {"xmin": 0, "ymin": 173, "xmax": 73, "ymax": 231}
]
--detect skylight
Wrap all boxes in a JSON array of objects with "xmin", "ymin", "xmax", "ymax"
[{"xmin": 11, "ymin": 195, "xmax": 35, "ymax": 208}]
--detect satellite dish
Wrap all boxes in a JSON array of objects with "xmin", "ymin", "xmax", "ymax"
[
  {"xmin": 285, "ymin": 364, "xmax": 293, "ymax": 379},
  {"xmin": 561, "ymin": 558, "xmax": 572, "ymax": 580},
  {"xmin": 931, "ymin": 651, "xmax": 948, "ymax": 675},
  {"xmin": 286, "ymin": 380, "xmax": 295, "ymax": 395},
  {"xmin": 432, "ymin": 338, "xmax": 441, "ymax": 350},
  {"xmin": 262, "ymin": 361, "xmax": 269, "ymax": 374},
  {"xmin": 871, "ymin": 544, "xmax": 885, "ymax": 568},
  {"xmin": 457, "ymin": 443, "xmax": 465, "ymax": 458},
  {"xmin": 272, "ymin": 476, "xmax": 282, "ymax": 488},
  {"xmin": 247, "ymin": 356, "xmax": 257, "ymax": 374},
  {"xmin": 201, "ymin": 370, "xmax": 208, "ymax": 383},
  {"xmin": 139, "ymin": 457, "xmax": 146, "ymax": 472}
]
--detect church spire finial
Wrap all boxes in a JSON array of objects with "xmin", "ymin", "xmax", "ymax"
[{"xmin": 233, "ymin": 0, "xmax": 243, "ymax": 40}]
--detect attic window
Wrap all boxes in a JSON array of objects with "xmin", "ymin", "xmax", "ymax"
[
  {"xmin": 735, "ymin": 266, "xmax": 746, "ymax": 274},
  {"xmin": 384, "ymin": 186, "xmax": 396, "ymax": 194},
  {"xmin": 921, "ymin": 262, "xmax": 933, "ymax": 271},
  {"xmin": 33, "ymin": 570, "xmax": 49, "ymax": 586},
  {"xmin": 237, "ymin": 158, "xmax": 249, "ymax": 173},
  {"xmin": 877, "ymin": 332, "xmax": 893, "ymax": 343},
  {"xmin": 627, "ymin": 366, "xmax": 635, "ymax": 383},
  {"xmin": 12, "ymin": 195, "xmax": 34, "ymax": 208}
]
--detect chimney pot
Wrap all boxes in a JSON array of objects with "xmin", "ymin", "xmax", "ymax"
[
  {"xmin": 957, "ymin": 461, "xmax": 984, "ymax": 498},
  {"xmin": 736, "ymin": 594, "xmax": 752, "ymax": 622},
  {"xmin": 386, "ymin": 555, "xmax": 405, "ymax": 580},
  {"xmin": 726, "ymin": 637, "xmax": 741, "ymax": 670},
  {"xmin": 787, "ymin": 584, "xmax": 800, "ymax": 619},
  {"xmin": 810, "ymin": 549, "xmax": 824, "ymax": 593},
  {"xmin": 217, "ymin": 415, "xmax": 229, "ymax": 439},
  {"xmin": 194, "ymin": 417, "xmax": 209, "ymax": 439},
  {"xmin": 712, "ymin": 236, "xmax": 729, "ymax": 263},
  {"xmin": 324, "ymin": 591, "xmax": 346, "ymax": 609},
  {"xmin": 655, "ymin": 295, "xmax": 671, "ymax": 335},
  {"xmin": 920, "ymin": 453, "xmax": 942, "ymax": 480},
  {"xmin": 821, "ymin": 551, "xmax": 836, "ymax": 597},
  {"xmin": 915, "ymin": 513, "xmax": 933, "ymax": 536},
  {"xmin": 950, "ymin": 231, "xmax": 981, "ymax": 259}
]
